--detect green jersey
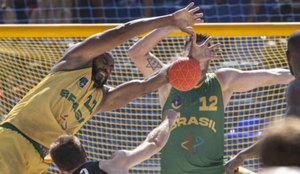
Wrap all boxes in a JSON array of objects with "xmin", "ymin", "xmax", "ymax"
[{"xmin": 161, "ymin": 73, "xmax": 224, "ymax": 174}]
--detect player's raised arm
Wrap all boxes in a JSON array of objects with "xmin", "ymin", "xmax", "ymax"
[
  {"xmin": 128, "ymin": 27, "xmax": 172, "ymax": 77},
  {"xmin": 52, "ymin": 2, "xmax": 203, "ymax": 72},
  {"xmin": 128, "ymin": 11, "xmax": 203, "ymax": 77},
  {"xmin": 216, "ymin": 68, "xmax": 294, "ymax": 93},
  {"xmin": 101, "ymin": 109, "xmax": 179, "ymax": 172}
]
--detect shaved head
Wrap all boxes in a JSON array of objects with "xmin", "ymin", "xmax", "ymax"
[
  {"xmin": 287, "ymin": 30, "xmax": 300, "ymax": 77},
  {"xmin": 288, "ymin": 30, "xmax": 300, "ymax": 53}
]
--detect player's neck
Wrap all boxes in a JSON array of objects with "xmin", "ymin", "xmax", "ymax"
[{"xmin": 197, "ymin": 73, "xmax": 207, "ymax": 85}]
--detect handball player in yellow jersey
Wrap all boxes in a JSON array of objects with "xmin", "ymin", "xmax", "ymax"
[{"xmin": 0, "ymin": 3, "xmax": 203, "ymax": 173}]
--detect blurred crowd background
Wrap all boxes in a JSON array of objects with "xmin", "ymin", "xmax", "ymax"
[{"xmin": 1, "ymin": 0, "xmax": 300, "ymax": 24}]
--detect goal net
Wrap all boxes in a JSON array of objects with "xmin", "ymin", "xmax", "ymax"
[{"xmin": 0, "ymin": 23, "xmax": 297, "ymax": 173}]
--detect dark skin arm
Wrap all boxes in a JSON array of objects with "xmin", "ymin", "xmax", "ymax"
[
  {"xmin": 51, "ymin": 17, "xmax": 174, "ymax": 72},
  {"xmin": 50, "ymin": 2, "xmax": 202, "ymax": 72},
  {"xmin": 98, "ymin": 67, "xmax": 168, "ymax": 112}
]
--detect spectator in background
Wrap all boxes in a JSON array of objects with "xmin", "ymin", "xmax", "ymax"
[
  {"xmin": 0, "ymin": 0, "xmax": 17, "ymax": 24},
  {"xmin": 270, "ymin": 0, "xmax": 300, "ymax": 22},
  {"xmin": 13, "ymin": 0, "xmax": 36, "ymax": 23},
  {"xmin": 72, "ymin": 0, "xmax": 104, "ymax": 23},
  {"xmin": 30, "ymin": 0, "xmax": 72, "ymax": 23},
  {"xmin": 248, "ymin": 0, "xmax": 265, "ymax": 22},
  {"xmin": 248, "ymin": 0, "xmax": 300, "ymax": 22},
  {"xmin": 258, "ymin": 117, "xmax": 300, "ymax": 174},
  {"xmin": 141, "ymin": 0, "xmax": 153, "ymax": 17}
]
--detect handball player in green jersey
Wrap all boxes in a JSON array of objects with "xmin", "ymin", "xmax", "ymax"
[{"xmin": 128, "ymin": 25, "xmax": 294, "ymax": 174}]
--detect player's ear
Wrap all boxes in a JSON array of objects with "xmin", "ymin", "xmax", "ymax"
[
  {"xmin": 83, "ymin": 148, "xmax": 87, "ymax": 159},
  {"xmin": 286, "ymin": 50, "xmax": 290, "ymax": 59}
]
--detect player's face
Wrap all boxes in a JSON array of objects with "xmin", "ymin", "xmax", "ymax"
[
  {"xmin": 194, "ymin": 40, "xmax": 210, "ymax": 75},
  {"xmin": 92, "ymin": 53, "xmax": 114, "ymax": 88}
]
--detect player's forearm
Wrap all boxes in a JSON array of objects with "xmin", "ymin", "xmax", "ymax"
[
  {"xmin": 237, "ymin": 141, "xmax": 260, "ymax": 160},
  {"xmin": 126, "ymin": 67, "xmax": 169, "ymax": 98},
  {"xmin": 117, "ymin": 117, "xmax": 174, "ymax": 169},
  {"xmin": 121, "ymin": 67, "xmax": 168, "ymax": 99},
  {"xmin": 146, "ymin": 116, "xmax": 175, "ymax": 151},
  {"xmin": 267, "ymin": 68, "xmax": 294, "ymax": 84},
  {"xmin": 129, "ymin": 26, "xmax": 175, "ymax": 58},
  {"xmin": 141, "ymin": 66, "xmax": 169, "ymax": 92}
]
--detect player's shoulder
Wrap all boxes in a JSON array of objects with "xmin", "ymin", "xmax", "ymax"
[
  {"xmin": 214, "ymin": 68, "xmax": 240, "ymax": 84},
  {"xmin": 215, "ymin": 68, "xmax": 242, "ymax": 80},
  {"xmin": 73, "ymin": 161, "xmax": 107, "ymax": 174}
]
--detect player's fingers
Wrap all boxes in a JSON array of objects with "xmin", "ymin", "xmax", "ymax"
[
  {"xmin": 189, "ymin": 6, "xmax": 200, "ymax": 13},
  {"xmin": 193, "ymin": 13, "xmax": 203, "ymax": 19},
  {"xmin": 209, "ymin": 43, "xmax": 221, "ymax": 49},
  {"xmin": 203, "ymin": 36, "xmax": 212, "ymax": 46},
  {"xmin": 194, "ymin": 19, "xmax": 204, "ymax": 24},
  {"xmin": 185, "ymin": 2, "xmax": 195, "ymax": 10}
]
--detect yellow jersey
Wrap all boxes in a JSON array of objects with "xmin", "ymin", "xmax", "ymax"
[{"xmin": 3, "ymin": 68, "xmax": 103, "ymax": 148}]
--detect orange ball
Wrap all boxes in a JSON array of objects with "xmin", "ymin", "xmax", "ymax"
[{"xmin": 168, "ymin": 58, "xmax": 201, "ymax": 91}]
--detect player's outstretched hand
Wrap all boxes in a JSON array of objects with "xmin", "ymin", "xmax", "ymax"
[
  {"xmin": 163, "ymin": 109, "xmax": 180, "ymax": 122},
  {"xmin": 188, "ymin": 33, "xmax": 221, "ymax": 62},
  {"xmin": 172, "ymin": 2, "xmax": 203, "ymax": 35}
]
